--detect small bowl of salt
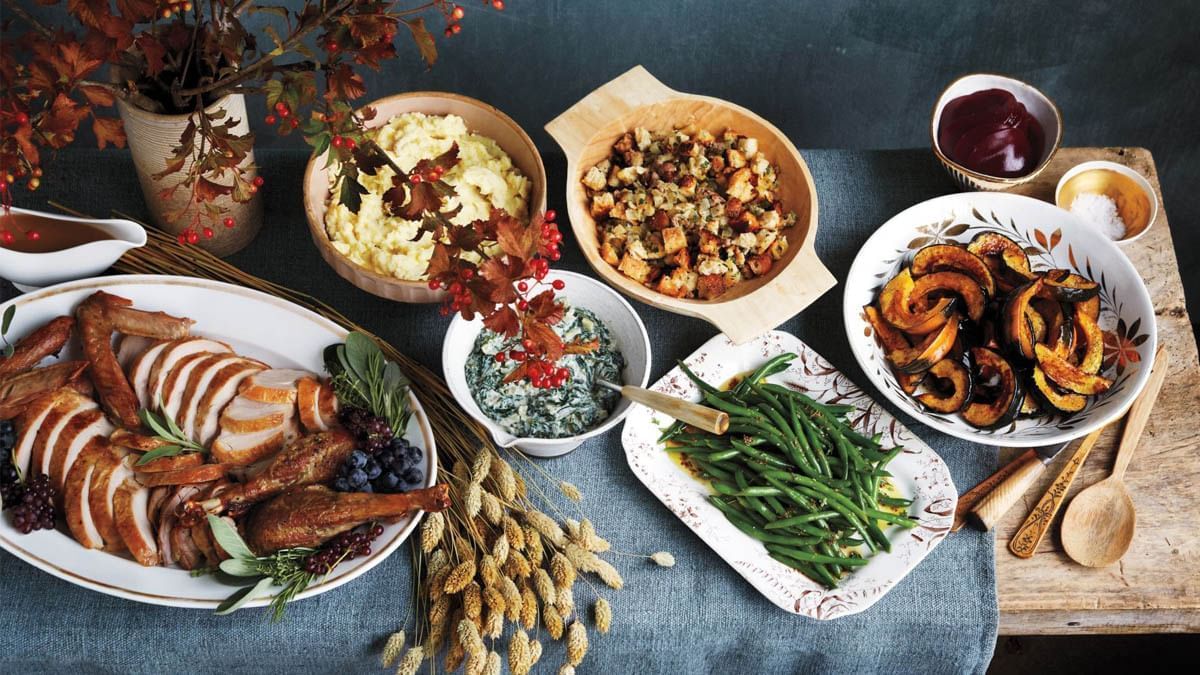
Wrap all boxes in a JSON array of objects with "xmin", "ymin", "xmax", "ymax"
[{"xmin": 1055, "ymin": 160, "xmax": 1158, "ymax": 245}]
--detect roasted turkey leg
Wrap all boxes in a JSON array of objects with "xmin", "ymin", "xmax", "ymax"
[
  {"xmin": 245, "ymin": 484, "xmax": 451, "ymax": 554},
  {"xmin": 184, "ymin": 428, "xmax": 356, "ymax": 522},
  {"xmin": 0, "ymin": 361, "xmax": 89, "ymax": 420},
  {"xmin": 0, "ymin": 316, "xmax": 74, "ymax": 377}
]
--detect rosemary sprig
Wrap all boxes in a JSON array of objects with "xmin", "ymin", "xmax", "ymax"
[
  {"xmin": 136, "ymin": 403, "xmax": 205, "ymax": 465},
  {"xmin": 325, "ymin": 331, "xmax": 412, "ymax": 433}
]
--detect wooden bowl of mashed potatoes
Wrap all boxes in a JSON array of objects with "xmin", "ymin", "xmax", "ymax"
[{"xmin": 303, "ymin": 92, "xmax": 546, "ymax": 303}]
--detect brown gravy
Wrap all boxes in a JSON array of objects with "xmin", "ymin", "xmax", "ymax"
[{"xmin": 0, "ymin": 212, "xmax": 111, "ymax": 253}]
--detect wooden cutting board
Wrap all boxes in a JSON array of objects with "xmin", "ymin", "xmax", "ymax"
[{"xmin": 995, "ymin": 147, "xmax": 1200, "ymax": 634}]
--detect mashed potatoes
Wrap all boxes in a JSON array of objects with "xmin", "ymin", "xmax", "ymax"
[{"xmin": 324, "ymin": 112, "xmax": 531, "ymax": 280}]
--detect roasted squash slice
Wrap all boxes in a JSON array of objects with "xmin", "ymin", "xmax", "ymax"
[
  {"xmin": 1030, "ymin": 366, "xmax": 1087, "ymax": 413},
  {"xmin": 910, "ymin": 245, "xmax": 997, "ymax": 296},
  {"xmin": 1040, "ymin": 269, "xmax": 1100, "ymax": 303},
  {"xmin": 916, "ymin": 359, "xmax": 973, "ymax": 413},
  {"xmin": 1018, "ymin": 392, "xmax": 1041, "ymax": 416},
  {"xmin": 1001, "ymin": 278, "xmax": 1044, "ymax": 360},
  {"xmin": 963, "ymin": 347, "xmax": 1023, "ymax": 429},
  {"xmin": 1071, "ymin": 310, "xmax": 1104, "ymax": 374},
  {"xmin": 1032, "ymin": 298, "xmax": 1073, "ymax": 355},
  {"xmin": 1035, "ymin": 344, "xmax": 1112, "ymax": 395},
  {"xmin": 1078, "ymin": 296, "xmax": 1100, "ymax": 321},
  {"xmin": 878, "ymin": 268, "xmax": 957, "ymax": 334},
  {"xmin": 888, "ymin": 316, "xmax": 960, "ymax": 374},
  {"xmin": 911, "ymin": 271, "xmax": 988, "ymax": 322},
  {"xmin": 967, "ymin": 232, "xmax": 1035, "ymax": 281},
  {"xmin": 865, "ymin": 306, "xmax": 928, "ymax": 393},
  {"xmin": 1024, "ymin": 305, "xmax": 1047, "ymax": 344}
]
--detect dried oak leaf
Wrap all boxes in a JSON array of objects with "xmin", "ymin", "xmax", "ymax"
[
  {"xmin": 353, "ymin": 144, "xmax": 391, "ymax": 176},
  {"xmin": 411, "ymin": 144, "xmax": 459, "ymax": 176},
  {"xmin": 328, "ymin": 64, "xmax": 367, "ymax": 100},
  {"xmin": 564, "ymin": 339, "xmax": 600, "ymax": 355},
  {"xmin": 79, "ymin": 84, "xmax": 115, "ymax": 107},
  {"xmin": 403, "ymin": 17, "xmax": 438, "ymax": 67},
  {"xmin": 502, "ymin": 361, "xmax": 528, "ymax": 384},
  {"xmin": 11, "ymin": 126, "xmax": 39, "ymax": 165},
  {"xmin": 115, "ymin": 0, "xmax": 158, "ymax": 22},
  {"xmin": 40, "ymin": 93, "xmax": 90, "ymax": 147},
  {"xmin": 425, "ymin": 243, "xmax": 453, "ymax": 279},
  {"xmin": 484, "ymin": 306, "xmax": 521, "ymax": 338},
  {"xmin": 527, "ymin": 290, "xmax": 564, "ymax": 325},
  {"xmin": 195, "ymin": 177, "xmax": 233, "ymax": 202},
  {"xmin": 523, "ymin": 320, "xmax": 564, "ymax": 362},
  {"xmin": 496, "ymin": 211, "xmax": 537, "ymax": 260}
]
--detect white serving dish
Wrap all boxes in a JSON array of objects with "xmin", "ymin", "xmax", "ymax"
[
  {"xmin": 620, "ymin": 330, "xmax": 956, "ymax": 619},
  {"xmin": 443, "ymin": 270, "xmax": 650, "ymax": 457},
  {"xmin": 843, "ymin": 192, "xmax": 1157, "ymax": 448},
  {"xmin": 0, "ymin": 207, "xmax": 145, "ymax": 291},
  {"xmin": 0, "ymin": 275, "xmax": 437, "ymax": 609}
]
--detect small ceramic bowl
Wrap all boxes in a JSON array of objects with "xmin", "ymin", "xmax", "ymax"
[
  {"xmin": 0, "ymin": 207, "xmax": 145, "ymax": 292},
  {"xmin": 442, "ymin": 270, "xmax": 651, "ymax": 457},
  {"xmin": 303, "ymin": 92, "xmax": 547, "ymax": 303},
  {"xmin": 1055, "ymin": 160, "xmax": 1158, "ymax": 245},
  {"xmin": 931, "ymin": 73, "xmax": 1063, "ymax": 191}
]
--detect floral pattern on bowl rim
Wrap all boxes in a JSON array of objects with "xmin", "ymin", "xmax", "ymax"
[
  {"xmin": 843, "ymin": 192, "xmax": 1157, "ymax": 447},
  {"xmin": 620, "ymin": 330, "xmax": 956, "ymax": 619}
]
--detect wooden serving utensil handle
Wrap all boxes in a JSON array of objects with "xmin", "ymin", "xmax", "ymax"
[
  {"xmin": 953, "ymin": 448, "xmax": 1036, "ymax": 532},
  {"xmin": 969, "ymin": 451, "xmax": 1047, "ymax": 531},
  {"xmin": 621, "ymin": 385, "xmax": 729, "ymax": 435},
  {"xmin": 1009, "ymin": 427, "xmax": 1105, "ymax": 558},
  {"xmin": 1110, "ymin": 345, "xmax": 1170, "ymax": 481}
]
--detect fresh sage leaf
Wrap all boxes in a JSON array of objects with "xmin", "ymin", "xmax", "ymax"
[
  {"xmin": 215, "ymin": 576, "xmax": 274, "ymax": 615},
  {"xmin": 206, "ymin": 514, "xmax": 257, "ymax": 562},
  {"xmin": 1, "ymin": 305, "xmax": 14, "ymax": 335},
  {"xmin": 136, "ymin": 444, "xmax": 183, "ymax": 466},
  {"xmin": 219, "ymin": 556, "xmax": 262, "ymax": 578}
]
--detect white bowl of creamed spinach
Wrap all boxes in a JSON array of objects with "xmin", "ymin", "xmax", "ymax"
[{"xmin": 443, "ymin": 270, "xmax": 651, "ymax": 457}]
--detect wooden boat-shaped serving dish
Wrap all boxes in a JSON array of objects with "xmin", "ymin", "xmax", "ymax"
[{"xmin": 546, "ymin": 66, "xmax": 834, "ymax": 344}]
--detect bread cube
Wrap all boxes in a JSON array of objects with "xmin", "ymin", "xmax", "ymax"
[
  {"xmin": 618, "ymin": 253, "xmax": 654, "ymax": 283},
  {"xmin": 662, "ymin": 226, "xmax": 687, "ymax": 254}
]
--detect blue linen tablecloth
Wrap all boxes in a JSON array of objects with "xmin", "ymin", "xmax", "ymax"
[{"xmin": 0, "ymin": 148, "xmax": 998, "ymax": 674}]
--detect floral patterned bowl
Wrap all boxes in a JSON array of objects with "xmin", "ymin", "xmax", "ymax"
[{"xmin": 843, "ymin": 192, "xmax": 1157, "ymax": 448}]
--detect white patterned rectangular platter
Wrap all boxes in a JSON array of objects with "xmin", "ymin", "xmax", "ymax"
[{"xmin": 621, "ymin": 331, "xmax": 956, "ymax": 619}]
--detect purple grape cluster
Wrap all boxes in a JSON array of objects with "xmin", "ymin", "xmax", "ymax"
[
  {"xmin": 9, "ymin": 473, "xmax": 56, "ymax": 534},
  {"xmin": 338, "ymin": 406, "xmax": 393, "ymax": 453},
  {"xmin": 303, "ymin": 523, "xmax": 384, "ymax": 575}
]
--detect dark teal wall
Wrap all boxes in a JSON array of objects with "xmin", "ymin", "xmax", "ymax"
[{"xmin": 7, "ymin": 0, "xmax": 1199, "ymax": 326}]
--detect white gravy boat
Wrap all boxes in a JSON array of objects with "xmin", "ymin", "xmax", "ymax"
[{"xmin": 0, "ymin": 207, "xmax": 145, "ymax": 292}]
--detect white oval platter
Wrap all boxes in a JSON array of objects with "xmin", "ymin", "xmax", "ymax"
[{"xmin": 0, "ymin": 275, "xmax": 436, "ymax": 609}]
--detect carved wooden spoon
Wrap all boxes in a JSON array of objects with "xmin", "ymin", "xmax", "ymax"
[{"xmin": 1061, "ymin": 345, "xmax": 1169, "ymax": 568}]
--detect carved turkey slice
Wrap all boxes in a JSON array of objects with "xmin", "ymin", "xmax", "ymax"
[
  {"xmin": 145, "ymin": 338, "xmax": 232, "ymax": 410},
  {"xmin": 296, "ymin": 377, "xmax": 327, "ymax": 432},
  {"xmin": 87, "ymin": 447, "xmax": 131, "ymax": 553},
  {"xmin": 128, "ymin": 341, "xmax": 172, "ymax": 408},
  {"xmin": 157, "ymin": 484, "xmax": 205, "ymax": 567},
  {"xmin": 28, "ymin": 391, "xmax": 97, "ymax": 481},
  {"xmin": 113, "ymin": 473, "xmax": 160, "ymax": 566},
  {"xmin": 317, "ymin": 381, "xmax": 340, "ymax": 429},
  {"xmin": 195, "ymin": 361, "xmax": 265, "ymax": 446},
  {"xmin": 220, "ymin": 396, "xmax": 294, "ymax": 434},
  {"xmin": 176, "ymin": 355, "xmax": 253, "ymax": 440},
  {"xmin": 47, "ymin": 409, "xmax": 113, "ymax": 493},
  {"xmin": 158, "ymin": 351, "xmax": 218, "ymax": 421},
  {"xmin": 63, "ymin": 441, "xmax": 113, "ymax": 550},
  {"xmin": 210, "ymin": 415, "xmax": 298, "ymax": 466},
  {"xmin": 238, "ymin": 369, "xmax": 312, "ymax": 404},
  {"xmin": 12, "ymin": 389, "xmax": 67, "ymax": 476},
  {"xmin": 115, "ymin": 335, "xmax": 158, "ymax": 371}
]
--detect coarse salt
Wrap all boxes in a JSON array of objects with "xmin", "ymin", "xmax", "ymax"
[{"xmin": 1069, "ymin": 192, "xmax": 1127, "ymax": 240}]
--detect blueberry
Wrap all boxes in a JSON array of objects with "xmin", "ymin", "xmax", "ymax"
[
  {"xmin": 400, "ymin": 467, "xmax": 423, "ymax": 486},
  {"xmin": 378, "ymin": 472, "xmax": 400, "ymax": 491},
  {"xmin": 348, "ymin": 450, "xmax": 368, "ymax": 468},
  {"xmin": 359, "ymin": 482, "xmax": 374, "ymax": 493},
  {"xmin": 349, "ymin": 468, "xmax": 368, "ymax": 486},
  {"xmin": 333, "ymin": 477, "xmax": 350, "ymax": 492},
  {"xmin": 364, "ymin": 459, "xmax": 382, "ymax": 480}
]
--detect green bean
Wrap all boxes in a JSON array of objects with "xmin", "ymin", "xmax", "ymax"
[
  {"xmin": 705, "ymin": 449, "xmax": 740, "ymax": 463},
  {"xmin": 704, "ymin": 392, "xmax": 766, "ymax": 421},
  {"xmin": 767, "ymin": 544, "xmax": 870, "ymax": 567},
  {"xmin": 867, "ymin": 508, "xmax": 918, "ymax": 528},
  {"xmin": 676, "ymin": 360, "xmax": 721, "ymax": 395},
  {"xmin": 664, "ymin": 445, "xmax": 722, "ymax": 455},
  {"xmin": 693, "ymin": 459, "xmax": 733, "ymax": 482},
  {"xmin": 730, "ymin": 439, "xmax": 791, "ymax": 469},
  {"xmin": 735, "ymin": 486, "xmax": 784, "ymax": 497},
  {"xmin": 734, "ymin": 354, "xmax": 795, "ymax": 397},
  {"xmin": 764, "ymin": 511, "xmax": 840, "ymax": 530},
  {"xmin": 878, "ymin": 496, "xmax": 913, "ymax": 508}
]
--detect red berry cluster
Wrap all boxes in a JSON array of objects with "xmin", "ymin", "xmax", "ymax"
[
  {"xmin": 331, "ymin": 135, "xmax": 358, "ymax": 150},
  {"xmin": 409, "ymin": 163, "xmax": 444, "ymax": 184},
  {"xmin": 160, "ymin": 1, "xmax": 192, "ymax": 19},
  {"xmin": 265, "ymin": 101, "xmax": 300, "ymax": 130},
  {"xmin": 302, "ymin": 523, "xmax": 384, "ymax": 575}
]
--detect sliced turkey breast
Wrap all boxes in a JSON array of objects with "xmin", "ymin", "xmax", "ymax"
[
  {"xmin": 210, "ymin": 415, "xmax": 298, "ymax": 466},
  {"xmin": 175, "ymin": 355, "xmax": 250, "ymax": 439},
  {"xmin": 147, "ymin": 485, "xmax": 170, "ymax": 525},
  {"xmin": 115, "ymin": 335, "xmax": 157, "ymax": 371},
  {"xmin": 28, "ymin": 391, "xmax": 97, "ymax": 482},
  {"xmin": 195, "ymin": 362, "xmax": 264, "ymax": 446},
  {"xmin": 63, "ymin": 441, "xmax": 111, "ymax": 550},
  {"xmin": 88, "ymin": 448, "xmax": 131, "ymax": 553},
  {"xmin": 146, "ymin": 338, "xmax": 232, "ymax": 411},
  {"xmin": 219, "ymin": 396, "xmax": 293, "ymax": 434},
  {"xmin": 296, "ymin": 377, "xmax": 326, "ymax": 432},
  {"xmin": 317, "ymin": 381, "xmax": 340, "ymax": 429},
  {"xmin": 238, "ymin": 369, "xmax": 313, "ymax": 404},
  {"xmin": 48, "ymin": 409, "xmax": 113, "ymax": 493},
  {"xmin": 12, "ymin": 389, "xmax": 66, "ymax": 476},
  {"xmin": 128, "ymin": 341, "xmax": 172, "ymax": 409},
  {"xmin": 113, "ymin": 476, "xmax": 159, "ymax": 566},
  {"xmin": 157, "ymin": 484, "xmax": 205, "ymax": 567},
  {"xmin": 159, "ymin": 351, "xmax": 218, "ymax": 421}
]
